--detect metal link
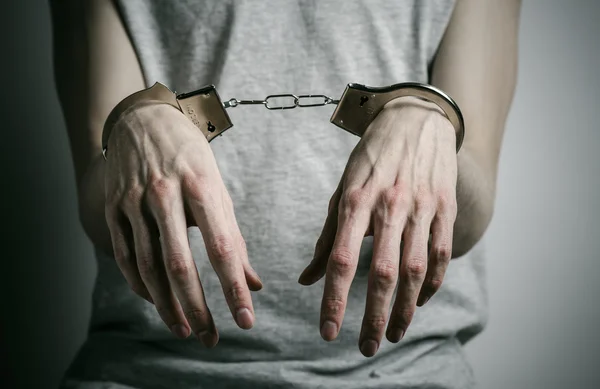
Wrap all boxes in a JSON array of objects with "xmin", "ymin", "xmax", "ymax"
[
  {"xmin": 237, "ymin": 99, "xmax": 267, "ymax": 105},
  {"xmin": 297, "ymin": 95, "xmax": 332, "ymax": 107},
  {"xmin": 265, "ymin": 94, "xmax": 298, "ymax": 110},
  {"xmin": 223, "ymin": 92, "xmax": 338, "ymax": 110},
  {"xmin": 223, "ymin": 99, "xmax": 239, "ymax": 108},
  {"xmin": 223, "ymin": 98, "xmax": 267, "ymax": 108}
]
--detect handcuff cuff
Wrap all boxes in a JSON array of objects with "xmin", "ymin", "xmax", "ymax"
[{"xmin": 102, "ymin": 82, "xmax": 465, "ymax": 160}]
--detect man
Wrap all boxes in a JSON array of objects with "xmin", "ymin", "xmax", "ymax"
[{"xmin": 51, "ymin": 0, "xmax": 520, "ymax": 387}]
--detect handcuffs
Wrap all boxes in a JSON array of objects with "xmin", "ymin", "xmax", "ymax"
[{"xmin": 102, "ymin": 82, "xmax": 464, "ymax": 160}]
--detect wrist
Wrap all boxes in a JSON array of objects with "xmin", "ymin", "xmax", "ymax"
[
  {"xmin": 382, "ymin": 95, "xmax": 446, "ymax": 117},
  {"xmin": 102, "ymin": 82, "xmax": 233, "ymax": 160},
  {"xmin": 106, "ymin": 100, "xmax": 178, "ymax": 147},
  {"xmin": 331, "ymin": 82, "xmax": 464, "ymax": 152}
]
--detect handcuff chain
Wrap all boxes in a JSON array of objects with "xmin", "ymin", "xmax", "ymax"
[{"xmin": 223, "ymin": 94, "xmax": 340, "ymax": 110}]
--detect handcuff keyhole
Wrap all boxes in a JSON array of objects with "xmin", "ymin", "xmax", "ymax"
[
  {"xmin": 207, "ymin": 121, "xmax": 216, "ymax": 132},
  {"xmin": 360, "ymin": 96, "xmax": 369, "ymax": 107}
]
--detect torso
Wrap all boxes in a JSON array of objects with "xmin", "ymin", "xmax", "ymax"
[{"xmin": 64, "ymin": 1, "xmax": 488, "ymax": 387}]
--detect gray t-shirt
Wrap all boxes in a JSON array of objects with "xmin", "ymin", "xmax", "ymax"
[{"xmin": 63, "ymin": 1, "xmax": 488, "ymax": 388}]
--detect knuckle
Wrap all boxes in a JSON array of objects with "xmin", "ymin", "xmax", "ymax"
[
  {"xmin": 137, "ymin": 255, "xmax": 157, "ymax": 277},
  {"xmin": 363, "ymin": 315, "xmax": 388, "ymax": 332},
  {"xmin": 207, "ymin": 235, "xmax": 236, "ymax": 261},
  {"xmin": 393, "ymin": 307, "xmax": 414, "ymax": 329},
  {"xmin": 374, "ymin": 189, "xmax": 408, "ymax": 225},
  {"xmin": 184, "ymin": 308, "xmax": 210, "ymax": 326},
  {"xmin": 381, "ymin": 186, "xmax": 405, "ymax": 210},
  {"xmin": 182, "ymin": 174, "xmax": 212, "ymax": 203},
  {"xmin": 123, "ymin": 186, "xmax": 144, "ymax": 208},
  {"xmin": 322, "ymin": 295, "xmax": 345, "ymax": 316},
  {"xmin": 147, "ymin": 176, "xmax": 175, "ymax": 202},
  {"xmin": 340, "ymin": 188, "xmax": 371, "ymax": 212},
  {"xmin": 427, "ymin": 277, "xmax": 444, "ymax": 292},
  {"xmin": 329, "ymin": 248, "xmax": 355, "ymax": 275},
  {"xmin": 414, "ymin": 196, "xmax": 434, "ymax": 215},
  {"xmin": 224, "ymin": 281, "xmax": 247, "ymax": 306},
  {"xmin": 112, "ymin": 245, "xmax": 130, "ymax": 264},
  {"xmin": 166, "ymin": 254, "xmax": 193, "ymax": 279},
  {"xmin": 403, "ymin": 259, "xmax": 427, "ymax": 279},
  {"xmin": 437, "ymin": 190, "xmax": 458, "ymax": 217},
  {"xmin": 433, "ymin": 245, "xmax": 452, "ymax": 263},
  {"xmin": 372, "ymin": 260, "xmax": 398, "ymax": 285}
]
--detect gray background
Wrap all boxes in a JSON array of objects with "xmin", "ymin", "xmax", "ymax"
[{"xmin": 1, "ymin": 0, "xmax": 598, "ymax": 388}]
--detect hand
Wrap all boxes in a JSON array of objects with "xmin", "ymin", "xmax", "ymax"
[
  {"xmin": 104, "ymin": 102, "xmax": 262, "ymax": 347},
  {"xmin": 298, "ymin": 97, "xmax": 458, "ymax": 357}
]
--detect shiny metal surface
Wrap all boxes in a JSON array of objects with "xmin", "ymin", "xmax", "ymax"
[
  {"xmin": 102, "ymin": 82, "xmax": 464, "ymax": 160},
  {"xmin": 223, "ymin": 93, "xmax": 338, "ymax": 110},
  {"xmin": 176, "ymin": 85, "xmax": 233, "ymax": 143},
  {"xmin": 102, "ymin": 82, "xmax": 233, "ymax": 159},
  {"xmin": 330, "ymin": 82, "xmax": 465, "ymax": 153}
]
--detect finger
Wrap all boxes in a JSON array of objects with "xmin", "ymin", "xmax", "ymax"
[
  {"xmin": 225, "ymin": 196, "xmax": 263, "ymax": 292},
  {"xmin": 386, "ymin": 212, "xmax": 432, "ymax": 343},
  {"xmin": 241, "ymin": 240, "xmax": 263, "ymax": 292},
  {"xmin": 298, "ymin": 180, "xmax": 343, "ymax": 285},
  {"xmin": 105, "ymin": 204, "xmax": 152, "ymax": 303},
  {"xmin": 183, "ymin": 176, "xmax": 255, "ymax": 330},
  {"xmin": 359, "ymin": 188, "xmax": 407, "ymax": 357},
  {"xmin": 148, "ymin": 180, "xmax": 218, "ymax": 347},
  {"xmin": 125, "ymin": 192, "xmax": 190, "ymax": 339},
  {"xmin": 320, "ymin": 187, "xmax": 372, "ymax": 341},
  {"xmin": 417, "ymin": 209, "xmax": 455, "ymax": 306},
  {"xmin": 186, "ymin": 191, "xmax": 261, "ymax": 291}
]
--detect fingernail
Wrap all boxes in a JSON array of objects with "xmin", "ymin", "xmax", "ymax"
[
  {"xmin": 360, "ymin": 340, "xmax": 379, "ymax": 357},
  {"xmin": 420, "ymin": 296, "xmax": 430, "ymax": 306},
  {"xmin": 250, "ymin": 267, "xmax": 263, "ymax": 283},
  {"xmin": 320, "ymin": 320, "xmax": 338, "ymax": 341},
  {"xmin": 298, "ymin": 264, "xmax": 312, "ymax": 280},
  {"xmin": 197, "ymin": 330, "xmax": 215, "ymax": 348},
  {"xmin": 236, "ymin": 308, "xmax": 254, "ymax": 329},
  {"xmin": 388, "ymin": 328, "xmax": 405, "ymax": 343},
  {"xmin": 299, "ymin": 270, "xmax": 321, "ymax": 286},
  {"xmin": 249, "ymin": 282, "xmax": 263, "ymax": 292},
  {"xmin": 298, "ymin": 273, "xmax": 310, "ymax": 285},
  {"xmin": 170, "ymin": 324, "xmax": 190, "ymax": 339},
  {"xmin": 297, "ymin": 272, "xmax": 307, "ymax": 284}
]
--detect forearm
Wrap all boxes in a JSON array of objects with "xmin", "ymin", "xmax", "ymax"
[
  {"xmin": 452, "ymin": 147, "xmax": 495, "ymax": 257},
  {"xmin": 51, "ymin": 0, "xmax": 147, "ymax": 255},
  {"xmin": 429, "ymin": 0, "xmax": 521, "ymax": 256}
]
